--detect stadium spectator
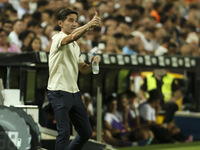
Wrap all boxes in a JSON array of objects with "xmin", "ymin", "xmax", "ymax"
[
  {"xmin": 139, "ymin": 89, "xmax": 185, "ymax": 143},
  {"xmin": 138, "ymin": 69, "xmax": 182, "ymax": 123},
  {"xmin": 22, "ymin": 13, "xmax": 32, "ymax": 28},
  {"xmin": 155, "ymin": 36, "xmax": 171, "ymax": 56},
  {"xmin": 0, "ymin": 0, "xmax": 8, "ymax": 11},
  {"xmin": 82, "ymin": 93, "xmax": 94, "ymax": 116},
  {"xmin": 37, "ymin": 0, "xmax": 49, "ymax": 12},
  {"xmin": 114, "ymin": 33, "xmax": 126, "ymax": 51},
  {"xmin": 9, "ymin": 19, "xmax": 24, "ymax": 48},
  {"xmin": 123, "ymin": 35, "xmax": 138, "ymax": 55},
  {"xmin": 2, "ymin": 19, "xmax": 13, "ymax": 43},
  {"xmin": 167, "ymin": 43, "xmax": 178, "ymax": 55},
  {"xmin": 116, "ymin": 21, "xmax": 131, "ymax": 36},
  {"xmin": 104, "ymin": 37, "xmax": 122, "ymax": 54},
  {"xmin": 1, "ymin": 3, "xmax": 18, "ymax": 21},
  {"xmin": 40, "ymin": 25, "xmax": 53, "ymax": 51},
  {"xmin": 116, "ymin": 93, "xmax": 154, "ymax": 139},
  {"xmin": 151, "ymin": 2, "xmax": 162, "ymax": 23},
  {"xmin": 104, "ymin": 94, "xmax": 152, "ymax": 145},
  {"xmin": 160, "ymin": 15, "xmax": 173, "ymax": 30},
  {"xmin": 24, "ymin": 37, "xmax": 42, "ymax": 52},
  {"xmin": 19, "ymin": 30, "xmax": 35, "ymax": 51},
  {"xmin": 18, "ymin": 0, "xmax": 31, "ymax": 19},
  {"xmin": 0, "ymin": 28, "xmax": 21, "ymax": 53},
  {"xmin": 162, "ymin": 3, "xmax": 177, "ymax": 16},
  {"xmin": 41, "ymin": 9, "xmax": 54, "ymax": 27}
]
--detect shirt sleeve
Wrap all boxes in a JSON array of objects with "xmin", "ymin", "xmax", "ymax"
[
  {"xmin": 129, "ymin": 110, "xmax": 136, "ymax": 118},
  {"xmin": 52, "ymin": 33, "xmax": 67, "ymax": 49},
  {"xmin": 172, "ymin": 79, "xmax": 180, "ymax": 92},
  {"xmin": 104, "ymin": 113, "xmax": 112, "ymax": 126},
  {"xmin": 139, "ymin": 104, "xmax": 152, "ymax": 121},
  {"xmin": 141, "ymin": 78, "xmax": 147, "ymax": 91}
]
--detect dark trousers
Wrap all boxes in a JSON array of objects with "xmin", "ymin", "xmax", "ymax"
[
  {"xmin": 162, "ymin": 102, "xmax": 178, "ymax": 123},
  {"xmin": 48, "ymin": 90, "xmax": 92, "ymax": 150}
]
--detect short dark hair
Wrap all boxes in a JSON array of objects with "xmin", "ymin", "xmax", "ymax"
[
  {"xmin": 153, "ymin": 2, "xmax": 161, "ymax": 10},
  {"xmin": 117, "ymin": 93, "xmax": 127, "ymax": 102},
  {"xmin": 144, "ymin": 27, "xmax": 154, "ymax": 33},
  {"xmin": 37, "ymin": 0, "xmax": 49, "ymax": 8},
  {"xmin": 114, "ymin": 33, "xmax": 124, "ymax": 39},
  {"xmin": 186, "ymin": 23, "xmax": 196, "ymax": 32},
  {"xmin": 168, "ymin": 42, "xmax": 177, "ymax": 49},
  {"xmin": 19, "ymin": 30, "xmax": 35, "ymax": 41},
  {"xmin": 103, "ymin": 16, "xmax": 117, "ymax": 23},
  {"xmin": 138, "ymin": 6, "xmax": 145, "ymax": 15},
  {"xmin": 22, "ymin": 13, "xmax": 32, "ymax": 20},
  {"xmin": 163, "ymin": 3, "xmax": 174, "ymax": 13},
  {"xmin": 0, "ymin": 28, "xmax": 7, "ymax": 35},
  {"xmin": 180, "ymin": 17, "xmax": 186, "ymax": 28},
  {"xmin": 27, "ymin": 19, "xmax": 39, "ymax": 28},
  {"xmin": 147, "ymin": 89, "xmax": 162, "ymax": 103},
  {"xmin": 2, "ymin": 19, "xmax": 13, "ymax": 26},
  {"xmin": 125, "ymin": 90, "xmax": 137, "ymax": 99},
  {"xmin": 162, "ymin": 36, "xmax": 171, "ymax": 44},
  {"xmin": 126, "ymin": 4, "xmax": 138, "ymax": 10},
  {"xmin": 160, "ymin": 15, "xmax": 170, "ymax": 24},
  {"xmin": 104, "ymin": 93, "xmax": 117, "ymax": 105},
  {"xmin": 57, "ymin": 9, "xmax": 78, "ymax": 21},
  {"xmin": 189, "ymin": 4, "xmax": 199, "ymax": 10},
  {"xmin": 171, "ymin": 14, "xmax": 178, "ymax": 23},
  {"xmin": 115, "ymin": 15, "xmax": 125, "ymax": 23},
  {"xmin": 13, "ymin": 19, "xmax": 23, "ymax": 25},
  {"xmin": 32, "ymin": 11, "xmax": 42, "ymax": 21},
  {"xmin": 43, "ymin": 9, "xmax": 54, "ymax": 17}
]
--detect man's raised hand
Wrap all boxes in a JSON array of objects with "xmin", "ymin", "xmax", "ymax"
[{"xmin": 89, "ymin": 11, "xmax": 101, "ymax": 28}]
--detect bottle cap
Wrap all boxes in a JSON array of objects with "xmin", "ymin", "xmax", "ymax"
[{"xmin": 93, "ymin": 53, "xmax": 97, "ymax": 56}]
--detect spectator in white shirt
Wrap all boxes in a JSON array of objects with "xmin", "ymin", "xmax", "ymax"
[
  {"xmin": 155, "ymin": 36, "xmax": 171, "ymax": 56},
  {"xmin": 18, "ymin": 0, "xmax": 30, "ymax": 19},
  {"xmin": 9, "ymin": 19, "xmax": 24, "ymax": 48},
  {"xmin": 139, "ymin": 89, "xmax": 185, "ymax": 143}
]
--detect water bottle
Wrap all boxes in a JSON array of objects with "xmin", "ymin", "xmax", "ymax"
[{"xmin": 92, "ymin": 53, "xmax": 99, "ymax": 74}]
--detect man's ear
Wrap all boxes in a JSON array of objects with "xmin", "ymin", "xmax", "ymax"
[{"xmin": 58, "ymin": 20, "xmax": 63, "ymax": 28}]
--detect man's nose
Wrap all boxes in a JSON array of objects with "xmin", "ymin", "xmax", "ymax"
[{"xmin": 72, "ymin": 21, "xmax": 77, "ymax": 26}]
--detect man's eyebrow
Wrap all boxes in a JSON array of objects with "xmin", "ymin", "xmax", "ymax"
[{"xmin": 68, "ymin": 17, "xmax": 78, "ymax": 19}]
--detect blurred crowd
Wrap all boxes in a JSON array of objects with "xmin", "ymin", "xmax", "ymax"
[{"xmin": 0, "ymin": 0, "xmax": 199, "ymax": 56}]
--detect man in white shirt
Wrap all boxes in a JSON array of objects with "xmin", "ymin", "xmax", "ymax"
[
  {"xmin": 47, "ymin": 8, "xmax": 100, "ymax": 150},
  {"xmin": 18, "ymin": 0, "xmax": 30, "ymax": 19},
  {"xmin": 9, "ymin": 19, "xmax": 24, "ymax": 48},
  {"xmin": 155, "ymin": 36, "xmax": 171, "ymax": 56},
  {"xmin": 139, "ymin": 89, "xmax": 161, "ymax": 124}
]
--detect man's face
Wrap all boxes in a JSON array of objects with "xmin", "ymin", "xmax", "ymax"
[
  {"xmin": 0, "ymin": 31, "xmax": 7, "ymax": 45},
  {"xmin": 154, "ymin": 69, "xmax": 166, "ymax": 77},
  {"xmin": 108, "ymin": 100, "xmax": 117, "ymax": 113},
  {"xmin": 20, "ymin": 0, "xmax": 29, "ymax": 10},
  {"xmin": 3, "ymin": 23, "xmax": 12, "ymax": 34},
  {"xmin": 168, "ymin": 46, "xmax": 177, "ymax": 55},
  {"xmin": 120, "ymin": 97, "xmax": 128, "ymax": 108},
  {"xmin": 14, "ymin": 21, "xmax": 24, "ymax": 34},
  {"xmin": 116, "ymin": 23, "xmax": 130, "ymax": 36},
  {"xmin": 58, "ymin": 14, "xmax": 78, "ymax": 34},
  {"xmin": 104, "ymin": 19, "xmax": 117, "ymax": 29}
]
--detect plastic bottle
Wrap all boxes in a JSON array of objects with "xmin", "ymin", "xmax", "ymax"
[{"xmin": 92, "ymin": 53, "xmax": 99, "ymax": 74}]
